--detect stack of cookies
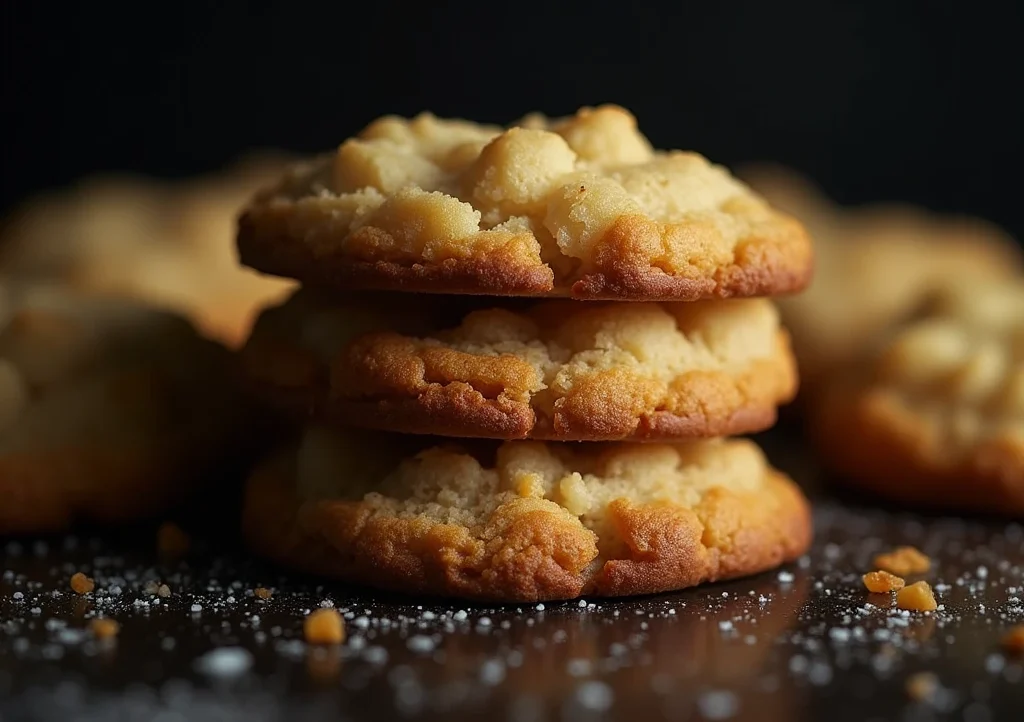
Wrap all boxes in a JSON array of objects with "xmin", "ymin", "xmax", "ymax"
[{"xmin": 236, "ymin": 105, "xmax": 816, "ymax": 602}]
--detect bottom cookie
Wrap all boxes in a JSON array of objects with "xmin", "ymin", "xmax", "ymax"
[{"xmin": 242, "ymin": 427, "xmax": 812, "ymax": 602}]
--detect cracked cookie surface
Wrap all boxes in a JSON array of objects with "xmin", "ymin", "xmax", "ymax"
[
  {"xmin": 238, "ymin": 106, "xmax": 812, "ymax": 300},
  {"xmin": 242, "ymin": 288, "xmax": 797, "ymax": 440},
  {"xmin": 242, "ymin": 426, "xmax": 812, "ymax": 601}
]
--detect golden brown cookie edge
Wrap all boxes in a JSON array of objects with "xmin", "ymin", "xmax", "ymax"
[
  {"xmin": 241, "ymin": 453, "xmax": 812, "ymax": 602},
  {"xmin": 237, "ymin": 206, "xmax": 814, "ymax": 301},
  {"xmin": 242, "ymin": 322, "xmax": 798, "ymax": 441}
]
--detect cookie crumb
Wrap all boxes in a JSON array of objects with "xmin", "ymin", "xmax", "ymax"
[
  {"xmin": 1002, "ymin": 625, "xmax": 1024, "ymax": 656},
  {"xmin": 896, "ymin": 581, "xmax": 937, "ymax": 612},
  {"xmin": 69, "ymin": 572, "xmax": 94, "ymax": 595},
  {"xmin": 863, "ymin": 570, "xmax": 906, "ymax": 593},
  {"xmin": 157, "ymin": 522, "xmax": 190, "ymax": 560},
  {"xmin": 254, "ymin": 587, "xmax": 272, "ymax": 600},
  {"xmin": 874, "ymin": 546, "xmax": 930, "ymax": 576},
  {"xmin": 90, "ymin": 618, "xmax": 120, "ymax": 640},
  {"xmin": 905, "ymin": 671, "xmax": 939, "ymax": 701},
  {"xmin": 304, "ymin": 608, "xmax": 345, "ymax": 645},
  {"xmin": 157, "ymin": 584, "xmax": 171, "ymax": 598}
]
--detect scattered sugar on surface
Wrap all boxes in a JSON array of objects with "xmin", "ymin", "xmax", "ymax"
[{"xmin": 0, "ymin": 504, "xmax": 1021, "ymax": 720}]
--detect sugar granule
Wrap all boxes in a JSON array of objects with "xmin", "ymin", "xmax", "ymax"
[
  {"xmin": 194, "ymin": 647, "xmax": 253, "ymax": 678},
  {"xmin": 575, "ymin": 680, "xmax": 613, "ymax": 711}
]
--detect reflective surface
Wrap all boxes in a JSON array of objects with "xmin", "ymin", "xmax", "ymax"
[{"xmin": 1, "ymin": 438, "xmax": 1023, "ymax": 722}]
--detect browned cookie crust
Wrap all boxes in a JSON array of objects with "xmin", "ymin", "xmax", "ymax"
[
  {"xmin": 242, "ymin": 428, "xmax": 813, "ymax": 602},
  {"xmin": 238, "ymin": 106, "xmax": 812, "ymax": 301},
  {"xmin": 242, "ymin": 289, "xmax": 797, "ymax": 441},
  {"xmin": 811, "ymin": 280, "xmax": 1024, "ymax": 516}
]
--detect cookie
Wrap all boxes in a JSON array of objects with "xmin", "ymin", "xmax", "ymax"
[
  {"xmin": 812, "ymin": 279, "xmax": 1024, "ymax": 516},
  {"xmin": 0, "ymin": 285, "xmax": 254, "ymax": 534},
  {"xmin": 241, "ymin": 288, "xmax": 797, "ymax": 440},
  {"xmin": 738, "ymin": 164, "xmax": 1020, "ymax": 396},
  {"xmin": 237, "ymin": 105, "xmax": 813, "ymax": 301},
  {"xmin": 242, "ymin": 426, "xmax": 812, "ymax": 601},
  {"xmin": 0, "ymin": 155, "xmax": 297, "ymax": 347}
]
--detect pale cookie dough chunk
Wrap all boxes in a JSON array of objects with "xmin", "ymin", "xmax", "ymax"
[
  {"xmin": 0, "ymin": 284, "xmax": 256, "ymax": 534},
  {"xmin": 241, "ymin": 288, "xmax": 797, "ymax": 440},
  {"xmin": 738, "ymin": 164, "xmax": 1020, "ymax": 397},
  {"xmin": 237, "ymin": 106, "xmax": 813, "ymax": 300},
  {"xmin": 241, "ymin": 426, "xmax": 812, "ymax": 602},
  {"xmin": 0, "ymin": 155, "xmax": 297, "ymax": 348},
  {"xmin": 812, "ymin": 279, "xmax": 1024, "ymax": 516}
]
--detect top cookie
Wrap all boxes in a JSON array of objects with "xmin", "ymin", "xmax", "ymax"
[{"xmin": 238, "ymin": 106, "xmax": 813, "ymax": 300}]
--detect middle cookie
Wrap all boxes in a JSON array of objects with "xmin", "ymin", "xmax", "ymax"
[{"xmin": 243, "ymin": 290, "xmax": 797, "ymax": 441}]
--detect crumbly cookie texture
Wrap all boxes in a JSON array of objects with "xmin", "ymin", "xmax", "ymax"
[
  {"xmin": 242, "ymin": 427, "xmax": 812, "ymax": 601},
  {"xmin": 242, "ymin": 288, "xmax": 797, "ymax": 440},
  {"xmin": 812, "ymin": 279, "xmax": 1024, "ymax": 515},
  {"xmin": 0, "ymin": 155, "xmax": 297, "ymax": 347},
  {"xmin": 237, "ymin": 106, "xmax": 812, "ymax": 300},
  {"xmin": 738, "ymin": 164, "xmax": 1020, "ymax": 396},
  {"xmin": 0, "ymin": 284, "xmax": 253, "ymax": 533}
]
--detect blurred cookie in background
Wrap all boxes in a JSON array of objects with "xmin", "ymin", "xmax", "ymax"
[
  {"xmin": 811, "ymin": 278, "xmax": 1024, "ymax": 516},
  {"xmin": 0, "ymin": 283, "xmax": 260, "ymax": 534},
  {"xmin": 0, "ymin": 153, "xmax": 297, "ymax": 348},
  {"xmin": 737, "ymin": 164, "xmax": 1021, "ymax": 401}
]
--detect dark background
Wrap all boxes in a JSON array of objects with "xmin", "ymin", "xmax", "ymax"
[{"xmin": 2, "ymin": 1, "xmax": 1022, "ymax": 242}]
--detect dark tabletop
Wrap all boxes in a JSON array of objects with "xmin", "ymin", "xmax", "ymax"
[{"xmin": 1, "ymin": 433, "xmax": 1023, "ymax": 722}]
